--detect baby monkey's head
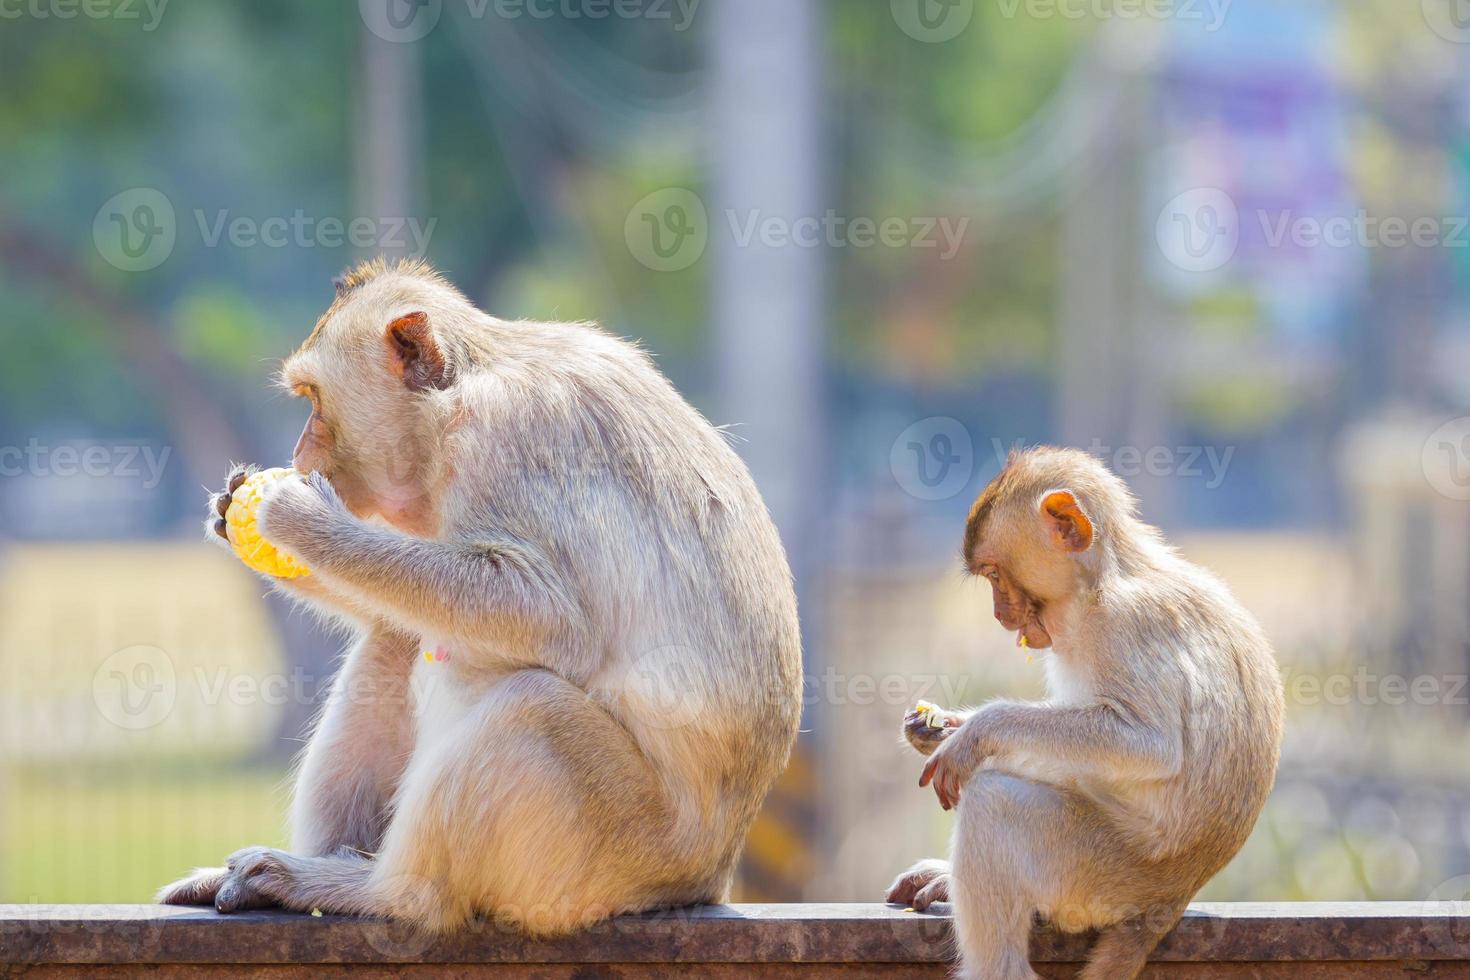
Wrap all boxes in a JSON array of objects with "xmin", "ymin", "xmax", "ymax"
[
  {"xmin": 962, "ymin": 446, "xmax": 1143, "ymax": 650},
  {"xmin": 278, "ymin": 258, "xmax": 474, "ymax": 535}
]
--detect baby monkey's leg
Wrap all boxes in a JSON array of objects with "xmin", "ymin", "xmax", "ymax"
[{"xmin": 950, "ymin": 772, "xmax": 1179, "ymax": 980}]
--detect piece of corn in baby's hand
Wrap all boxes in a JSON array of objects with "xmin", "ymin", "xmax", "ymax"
[
  {"xmin": 225, "ymin": 467, "xmax": 312, "ymax": 579},
  {"xmin": 912, "ymin": 699, "xmax": 948, "ymax": 731}
]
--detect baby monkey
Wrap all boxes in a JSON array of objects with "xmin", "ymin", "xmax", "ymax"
[{"xmin": 888, "ymin": 447, "xmax": 1283, "ymax": 980}]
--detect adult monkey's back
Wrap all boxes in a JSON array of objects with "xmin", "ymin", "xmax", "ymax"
[{"xmin": 158, "ymin": 258, "xmax": 804, "ymax": 934}]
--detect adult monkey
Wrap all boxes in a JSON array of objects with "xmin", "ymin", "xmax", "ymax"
[
  {"xmin": 158, "ymin": 259, "xmax": 803, "ymax": 934},
  {"xmin": 889, "ymin": 447, "xmax": 1283, "ymax": 980}
]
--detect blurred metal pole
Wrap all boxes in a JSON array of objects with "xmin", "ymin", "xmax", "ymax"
[
  {"xmin": 708, "ymin": 0, "xmax": 826, "ymax": 900},
  {"xmin": 1057, "ymin": 33, "xmax": 1169, "ymax": 520},
  {"xmin": 263, "ymin": 19, "xmax": 428, "ymax": 758},
  {"xmin": 356, "ymin": 21, "xmax": 423, "ymax": 259},
  {"xmin": 709, "ymin": 0, "xmax": 826, "ymax": 618}
]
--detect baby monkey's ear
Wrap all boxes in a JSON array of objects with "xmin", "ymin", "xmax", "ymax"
[
  {"xmin": 385, "ymin": 311, "xmax": 451, "ymax": 392},
  {"xmin": 1040, "ymin": 489, "xmax": 1094, "ymax": 553}
]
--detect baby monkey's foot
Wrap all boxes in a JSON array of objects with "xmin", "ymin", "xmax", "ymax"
[
  {"xmin": 903, "ymin": 700, "xmax": 962, "ymax": 756},
  {"xmin": 886, "ymin": 858, "xmax": 952, "ymax": 911},
  {"xmin": 207, "ymin": 463, "xmax": 256, "ymax": 543}
]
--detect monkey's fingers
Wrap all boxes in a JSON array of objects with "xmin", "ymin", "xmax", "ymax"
[
  {"xmin": 904, "ymin": 715, "xmax": 952, "ymax": 756},
  {"xmin": 942, "ymin": 769, "xmax": 961, "ymax": 810},
  {"xmin": 226, "ymin": 463, "xmax": 255, "ymax": 494},
  {"xmin": 919, "ymin": 753, "xmax": 940, "ymax": 789},
  {"xmin": 215, "ymin": 874, "xmax": 279, "ymax": 914},
  {"xmin": 911, "ymin": 876, "xmax": 951, "ymax": 911},
  {"xmin": 155, "ymin": 867, "xmax": 229, "ymax": 906}
]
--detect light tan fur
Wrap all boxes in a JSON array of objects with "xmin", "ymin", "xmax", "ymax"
[
  {"xmin": 887, "ymin": 447, "xmax": 1284, "ymax": 980},
  {"xmin": 158, "ymin": 259, "xmax": 803, "ymax": 935}
]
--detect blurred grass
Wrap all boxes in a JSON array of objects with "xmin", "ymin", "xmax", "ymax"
[{"xmin": 2, "ymin": 763, "xmax": 288, "ymax": 903}]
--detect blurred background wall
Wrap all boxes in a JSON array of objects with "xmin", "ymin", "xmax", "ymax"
[{"xmin": 3, "ymin": 0, "xmax": 1470, "ymax": 906}]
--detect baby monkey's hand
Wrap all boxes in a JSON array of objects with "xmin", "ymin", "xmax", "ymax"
[{"xmin": 903, "ymin": 700, "xmax": 964, "ymax": 757}]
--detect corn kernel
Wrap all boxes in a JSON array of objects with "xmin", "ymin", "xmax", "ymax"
[
  {"xmin": 912, "ymin": 699, "xmax": 945, "ymax": 730},
  {"xmin": 225, "ymin": 467, "xmax": 311, "ymax": 579}
]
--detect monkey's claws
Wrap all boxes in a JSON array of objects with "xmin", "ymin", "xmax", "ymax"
[
  {"xmin": 206, "ymin": 463, "xmax": 256, "ymax": 543},
  {"xmin": 903, "ymin": 706, "xmax": 959, "ymax": 757},
  {"xmin": 155, "ymin": 866, "xmax": 229, "ymax": 907},
  {"xmin": 216, "ymin": 846, "xmax": 293, "ymax": 914},
  {"xmin": 919, "ymin": 741, "xmax": 970, "ymax": 810}
]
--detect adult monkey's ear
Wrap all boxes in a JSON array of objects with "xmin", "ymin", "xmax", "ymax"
[
  {"xmin": 1040, "ymin": 489, "xmax": 1094, "ymax": 553},
  {"xmin": 385, "ymin": 311, "xmax": 451, "ymax": 392}
]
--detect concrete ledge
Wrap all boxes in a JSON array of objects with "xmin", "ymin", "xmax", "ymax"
[{"xmin": 1, "ymin": 903, "xmax": 1468, "ymax": 977}]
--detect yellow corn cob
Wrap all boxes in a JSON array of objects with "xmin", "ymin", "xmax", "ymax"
[
  {"xmin": 225, "ymin": 467, "xmax": 311, "ymax": 579},
  {"xmin": 913, "ymin": 699, "xmax": 946, "ymax": 731}
]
